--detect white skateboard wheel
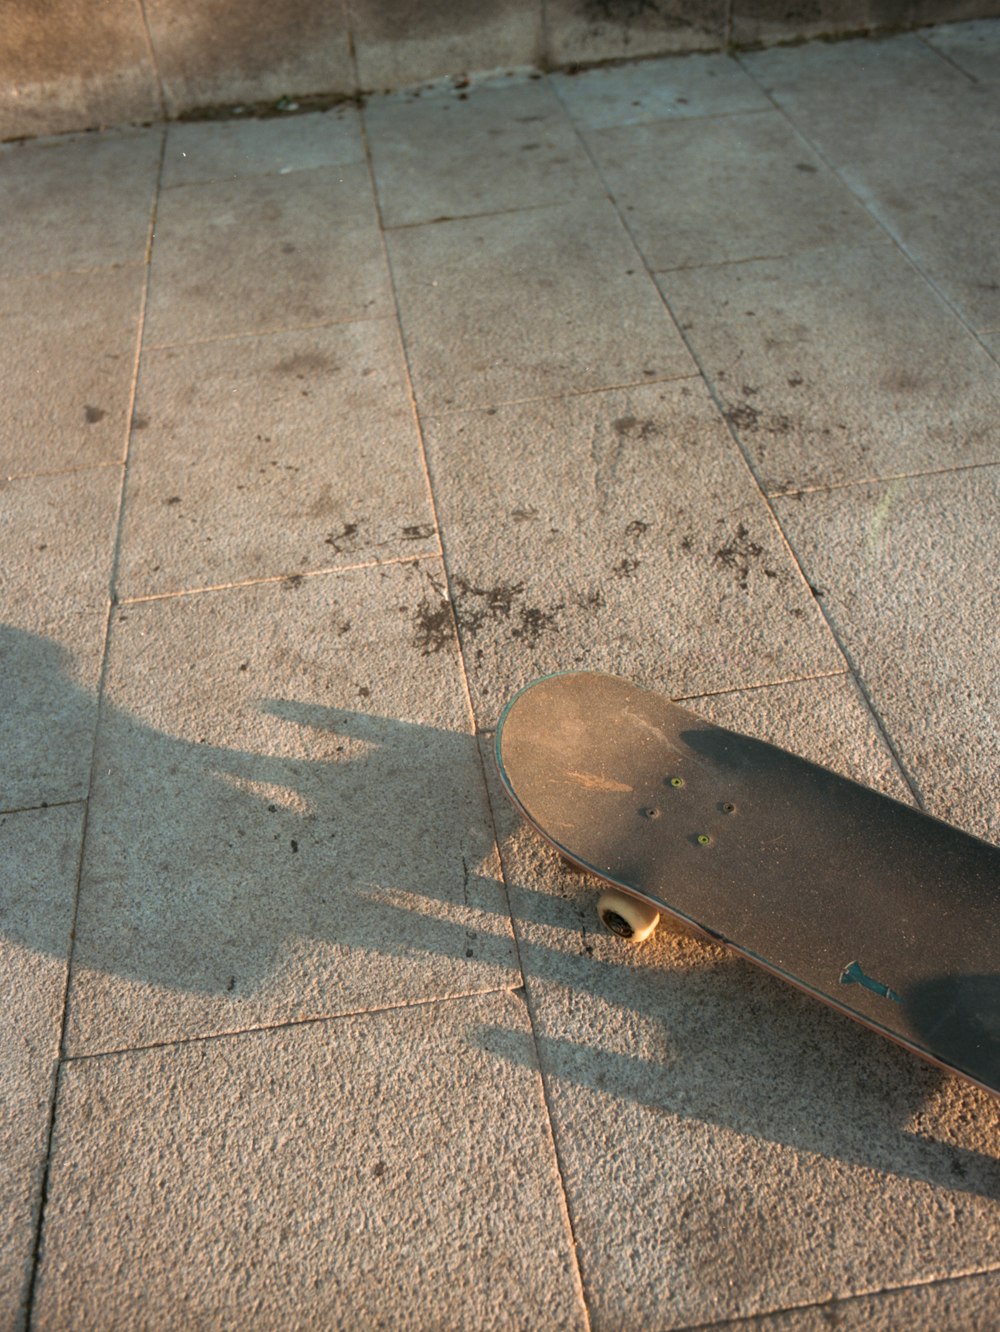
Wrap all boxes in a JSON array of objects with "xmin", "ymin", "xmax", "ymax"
[{"xmin": 597, "ymin": 890, "xmax": 659, "ymax": 943}]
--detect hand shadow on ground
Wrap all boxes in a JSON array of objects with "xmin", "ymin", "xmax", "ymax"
[
  {"xmin": 2, "ymin": 624, "xmax": 998, "ymax": 1201},
  {"xmin": 0, "ymin": 626, "xmax": 515, "ymax": 1048}
]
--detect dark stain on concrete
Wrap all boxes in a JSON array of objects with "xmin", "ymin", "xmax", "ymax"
[
  {"xmin": 84, "ymin": 405, "xmax": 106, "ymax": 425},
  {"xmin": 576, "ymin": 587, "xmax": 606, "ymax": 612},
  {"xmin": 613, "ymin": 415, "xmax": 659, "ymax": 441},
  {"xmin": 274, "ymin": 351, "xmax": 334, "ymax": 377},
  {"xmin": 512, "ymin": 604, "xmax": 563, "ymax": 647},
  {"xmin": 613, "ymin": 556, "xmax": 640, "ymax": 578},
  {"xmin": 714, "ymin": 521, "xmax": 764, "ymax": 591},
  {"xmin": 726, "ymin": 402, "xmax": 760, "ymax": 431},
  {"xmin": 325, "ymin": 521, "xmax": 360, "ymax": 553},
  {"xmin": 454, "ymin": 576, "xmax": 565, "ymax": 648},
  {"xmin": 413, "ymin": 597, "xmax": 455, "ymax": 655}
]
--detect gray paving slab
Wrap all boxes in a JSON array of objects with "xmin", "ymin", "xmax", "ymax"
[
  {"xmin": 551, "ymin": 51, "xmax": 770, "ymax": 130},
  {"xmin": 1, "ymin": 266, "xmax": 144, "ymax": 480},
  {"xmin": 422, "ymin": 380, "xmax": 840, "ymax": 726},
  {"xmin": 774, "ymin": 467, "xmax": 1000, "ymax": 843},
  {"xmin": 0, "ymin": 469, "xmax": 121, "ymax": 813},
  {"xmin": 545, "ymin": 0, "xmax": 727, "ymax": 65},
  {"xmin": 387, "ymin": 198, "xmax": 696, "ymax": 412},
  {"xmin": 160, "ymin": 106, "xmax": 364, "ymax": 188},
  {"xmin": 0, "ymin": 129, "xmax": 161, "ymax": 280},
  {"xmin": 144, "ymin": 164, "xmax": 391, "ymax": 347},
  {"xmin": 745, "ymin": 1270, "xmax": 1000, "ymax": 1329},
  {"xmin": 364, "ymin": 75, "xmax": 604, "ymax": 229},
  {"xmin": 144, "ymin": 0, "xmax": 354, "ymax": 116},
  {"xmin": 0, "ymin": 804, "xmax": 83, "ymax": 1331},
  {"xmin": 65, "ymin": 562, "xmax": 517, "ymax": 1055},
  {"xmin": 351, "ymin": 0, "xmax": 541, "ymax": 91},
  {"xmin": 587, "ymin": 109, "xmax": 884, "ymax": 272},
  {"xmin": 485, "ymin": 673, "xmax": 1000, "ymax": 1331},
  {"xmin": 741, "ymin": 31, "xmax": 962, "ymax": 132},
  {"xmin": 661, "ymin": 242, "xmax": 1000, "ymax": 495},
  {"xmin": 741, "ymin": 35, "xmax": 1000, "ymax": 331},
  {"xmin": 921, "ymin": 17, "xmax": 1000, "ymax": 81},
  {"xmin": 116, "ymin": 319, "xmax": 435, "ymax": 598},
  {"xmin": 0, "ymin": 0, "xmax": 160, "ymax": 143},
  {"xmin": 34, "ymin": 992, "xmax": 584, "ymax": 1329}
]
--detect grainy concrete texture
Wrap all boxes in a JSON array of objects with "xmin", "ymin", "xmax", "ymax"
[
  {"xmin": 1, "ymin": 21, "xmax": 999, "ymax": 1332},
  {"xmin": 4, "ymin": 0, "xmax": 1000, "ymax": 139}
]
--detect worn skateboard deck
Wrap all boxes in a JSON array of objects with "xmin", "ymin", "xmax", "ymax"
[{"xmin": 495, "ymin": 672, "xmax": 1000, "ymax": 1095}]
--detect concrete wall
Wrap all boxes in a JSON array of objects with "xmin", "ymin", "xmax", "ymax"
[{"xmin": 3, "ymin": 0, "xmax": 999, "ymax": 140}]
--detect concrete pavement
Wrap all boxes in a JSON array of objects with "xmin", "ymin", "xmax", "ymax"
[{"xmin": 2, "ymin": 21, "xmax": 999, "ymax": 1329}]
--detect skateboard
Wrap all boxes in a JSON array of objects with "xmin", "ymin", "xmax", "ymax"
[{"xmin": 495, "ymin": 672, "xmax": 1000, "ymax": 1096}]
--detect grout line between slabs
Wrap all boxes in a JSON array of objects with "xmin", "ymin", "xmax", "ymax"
[
  {"xmin": 767, "ymin": 519, "xmax": 930, "ymax": 810},
  {"xmin": 732, "ymin": 50, "xmax": 999, "ymax": 359},
  {"xmin": 158, "ymin": 156, "xmax": 369, "ymax": 194},
  {"xmin": 914, "ymin": 28, "xmax": 982, "ymax": 84},
  {"xmin": 474, "ymin": 667, "xmax": 856, "ymax": 726},
  {"xmin": 575, "ymin": 104, "xmax": 778, "ymax": 133},
  {"xmin": 421, "ymin": 368, "xmax": 703, "ymax": 418},
  {"xmin": 686, "ymin": 1262, "xmax": 1000, "ymax": 1330},
  {"xmin": 143, "ymin": 309, "xmax": 392, "ymax": 352},
  {"xmin": 487, "ymin": 820, "xmax": 596, "ymax": 1332},
  {"xmin": 650, "ymin": 233, "xmax": 890, "ymax": 277},
  {"xmin": 60, "ymin": 985, "xmax": 527, "ymax": 1065},
  {"xmin": 361, "ymin": 90, "xmax": 595, "ymax": 1332},
  {"xmin": 0, "ymin": 259, "xmax": 147, "ymax": 284},
  {"xmin": 3, "ymin": 459, "xmax": 124, "ymax": 486},
  {"xmin": 769, "ymin": 456, "xmax": 1000, "ymax": 499},
  {"xmin": 725, "ymin": 49, "xmax": 997, "ymax": 808},
  {"xmin": 671, "ymin": 666, "xmax": 851, "ymax": 704},
  {"xmin": 23, "ymin": 123, "xmax": 169, "ymax": 1326},
  {"xmin": 381, "ymin": 193, "xmax": 607, "ymax": 232},
  {"xmin": 115, "ymin": 549, "xmax": 442, "ymax": 606},
  {"xmin": 0, "ymin": 798, "xmax": 87, "ymax": 819},
  {"xmin": 556, "ymin": 82, "xmax": 928, "ymax": 814},
  {"xmin": 358, "ymin": 95, "xmax": 482, "ymax": 821}
]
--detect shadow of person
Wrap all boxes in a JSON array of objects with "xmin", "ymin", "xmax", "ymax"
[
  {"xmin": 0, "ymin": 625, "xmax": 99, "ymax": 811},
  {"xmin": 4, "ymin": 624, "xmax": 998, "ymax": 1201},
  {"xmin": 1, "ymin": 625, "xmax": 516, "ymax": 1052}
]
